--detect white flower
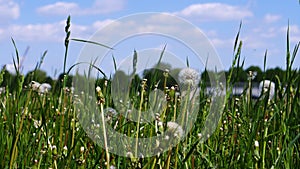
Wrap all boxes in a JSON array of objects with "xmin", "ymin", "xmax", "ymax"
[
  {"xmin": 0, "ymin": 87, "xmax": 5, "ymax": 94},
  {"xmin": 96, "ymin": 86, "xmax": 101, "ymax": 92},
  {"xmin": 63, "ymin": 145, "xmax": 68, "ymax": 151},
  {"xmin": 167, "ymin": 121, "xmax": 184, "ymax": 138},
  {"xmin": 158, "ymin": 121, "xmax": 163, "ymax": 127},
  {"xmin": 254, "ymin": 140, "xmax": 259, "ymax": 147},
  {"xmin": 178, "ymin": 68, "xmax": 200, "ymax": 89},
  {"xmin": 80, "ymin": 146, "xmax": 85, "ymax": 153},
  {"xmin": 33, "ymin": 119, "xmax": 42, "ymax": 129}
]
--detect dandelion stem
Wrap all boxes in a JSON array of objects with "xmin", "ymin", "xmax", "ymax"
[{"xmin": 100, "ymin": 102, "xmax": 110, "ymax": 169}]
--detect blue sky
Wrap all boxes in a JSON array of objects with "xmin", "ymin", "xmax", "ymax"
[{"xmin": 1, "ymin": 0, "xmax": 300, "ymax": 78}]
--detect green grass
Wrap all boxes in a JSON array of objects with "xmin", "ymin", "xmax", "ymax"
[{"xmin": 0, "ymin": 17, "xmax": 299, "ymax": 169}]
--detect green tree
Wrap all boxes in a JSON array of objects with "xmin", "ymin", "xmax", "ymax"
[
  {"xmin": 265, "ymin": 67, "xmax": 285, "ymax": 82},
  {"xmin": 24, "ymin": 69, "xmax": 48, "ymax": 86},
  {"xmin": 227, "ymin": 67, "xmax": 248, "ymax": 83}
]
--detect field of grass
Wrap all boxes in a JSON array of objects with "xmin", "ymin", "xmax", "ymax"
[{"xmin": 0, "ymin": 18, "xmax": 299, "ymax": 169}]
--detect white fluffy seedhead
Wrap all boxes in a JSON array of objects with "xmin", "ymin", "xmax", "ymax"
[{"xmin": 29, "ymin": 81, "xmax": 51, "ymax": 93}]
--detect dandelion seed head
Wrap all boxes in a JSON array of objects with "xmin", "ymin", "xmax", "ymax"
[
  {"xmin": 126, "ymin": 151, "xmax": 133, "ymax": 158},
  {"xmin": 167, "ymin": 121, "xmax": 184, "ymax": 138},
  {"xmin": 178, "ymin": 68, "xmax": 200, "ymax": 89}
]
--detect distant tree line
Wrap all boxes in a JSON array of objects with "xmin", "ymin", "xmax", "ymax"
[
  {"xmin": 0, "ymin": 65, "xmax": 299, "ymax": 93},
  {"xmin": 201, "ymin": 66, "xmax": 299, "ymax": 86}
]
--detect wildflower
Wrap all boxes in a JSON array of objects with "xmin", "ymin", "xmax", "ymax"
[
  {"xmin": 80, "ymin": 146, "xmax": 85, "ymax": 153},
  {"xmin": 158, "ymin": 121, "xmax": 163, "ymax": 127},
  {"xmin": 178, "ymin": 68, "xmax": 200, "ymax": 89},
  {"xmin": 247, "ymin": 71, "xmax": 257, "ymax": 80},
  {"xmin": 63, "ymin": 145, "xmax": 68, "ymax": 151},
  {"xmin": 33, "ymin": 119, "xmax": 42, "ymax": 129},
  {"xmin": 63, "ymin": 145, "xmax": 68, "ymax": 156},
  {"xmin": 96, "ymin": 86, "xmax": 101, "ymax": 92},
  {"xmin": 254, "ymin": 140, "xmax": 259, "ymax": 147},
  {"xmin": 0, "ymin": 87, "xmax": 5, "ymax": 94}
]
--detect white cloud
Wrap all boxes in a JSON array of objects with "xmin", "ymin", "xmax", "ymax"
[
  {"xmin": 285, "ymin": 25, "xmax": 300, "ymax": 34},
  {"xmin": 263, "ymin": 14, "xmax": 281, "ymax": 23},
  {"xmin": 0, "ymin": 0, "xmax": 20, "ymax": 21},
  {"xmin": 260, "ymin": 27, "xmax": 279, "ymax": 38},
  {"xmin": 37, "ymin": 0, "xmax": 125, "ymax": 16},
  {"xmin": 36, "ymin": 2, "xmax": 79, "ymax": 16},
  {"xmin": 210, "ymin": 38, "xmax": 233, "ymax": 48},
  {"xmin": 0, "ymin": 19, "xmax": 116, "ymax": 42},
  {"xmin": 6, "ymin": 22, "xmax": 65, "ymax": 42},
  {"xmin": 93, "ymin": 0, "xmax": 124, "ymax": 14},
  {"xmin": 92, "ymin": 19, "xmax": 114, "ymax": 30},
  {"xmin": 174, "ymin": 3, "xmax": 253, "ymax": 21},
  {"xmin": 5, "ymin": 56, "xmax": 26, "ymax": 74}
]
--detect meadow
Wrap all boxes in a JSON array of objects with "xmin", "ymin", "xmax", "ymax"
[{"xmin": 0, "ymin": 17, "xmax": 299, "ymax": 169}]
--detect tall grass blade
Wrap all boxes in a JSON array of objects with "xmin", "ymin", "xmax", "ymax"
[
  {"xmin": 186, "ymin": 56, "xmax": 190, "ymax": 67},
  {"xmin": 63, "ymin": 15, "xmax": 71, "ymax": 74},
  {"xmin": 71, "ymin": 38, "xmax": 113, "ymax": 50},
  {"xmin": 156, "ymin": 44, "xmax": 166, "ymax": 67},
  {"xmin": 132, "ymin": 49, "xmax": 138, "ymax": 76},
  {"xmin": 234, "ymin": 21, "xmax": 242, "ymax": 52},
  {"xmin": 11, "ymin": 38, "xmax": 20, "ymax": 74},
  {"xmin": 112, "ymin": 55, "xmax": 117, "ymax": 72}
]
